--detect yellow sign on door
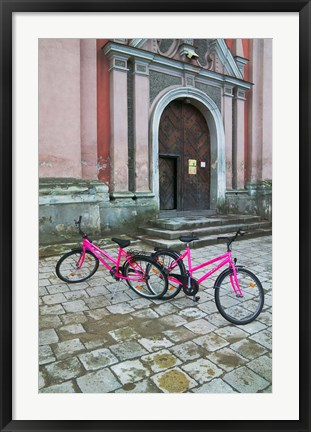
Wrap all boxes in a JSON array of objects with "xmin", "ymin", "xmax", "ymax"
[{"xmin": 188, "ymin": 159, "xmax": 197, "ymax": 175}]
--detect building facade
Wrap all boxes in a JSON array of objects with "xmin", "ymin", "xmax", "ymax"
[{"xmin": 39, "ymin": 38, "xmax": 272, "ymax": 245}]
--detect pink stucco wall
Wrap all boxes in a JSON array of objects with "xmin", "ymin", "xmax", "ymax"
[
  {"xmin": 38, "ymin": 37, "xmax": 272, "ymax": 191},
  {"xmin": 248, "ymin": 39, "xmax": 272, "ymax": 183},
  {"xmin": 39, "ymin": 39, "xmax": 82, "ymax": 178}
]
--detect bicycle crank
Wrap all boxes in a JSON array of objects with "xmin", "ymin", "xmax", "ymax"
[
  {"xmin": 183, "ymin": 278, "xmax": 199, "ymax": 296},
  {"xmin": 109, "ymin": 266, "xmax": 120, "ymax": 281},
  {"xmin": 170, "ymin": 274, "xmax": 199, "ymax": 296}
]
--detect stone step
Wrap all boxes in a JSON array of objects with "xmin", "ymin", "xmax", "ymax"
[
  {"xmin": 159, "ymin": 209, "xmax": 217, "ymax": 219},
  {"xmin": 141, "ymin": 221, "xmax": 271, "ymax": 240},
  {"xmin": 151, "ymin": 214, "xmax": 262, "ymax": 231},
  {"xmin": 135, "ymin": 226, "xmax": 272, "ymax": 250}
]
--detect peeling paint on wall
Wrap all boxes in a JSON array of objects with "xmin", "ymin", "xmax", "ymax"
[{"xmin": 40, "ymin": 161, "xmax": 53, "ymax": 168}]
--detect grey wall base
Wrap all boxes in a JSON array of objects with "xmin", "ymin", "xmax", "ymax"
[
  {"xmin": 222, "ymin": 182, "xmax": 272, "ymax": 221},
  {"xmin": 39, "ymin": 179, "xmax": 272, "ymax": 246},
  {"xmin": 39, "ymin": 179, "xmax": 157, "ymax": 245}
]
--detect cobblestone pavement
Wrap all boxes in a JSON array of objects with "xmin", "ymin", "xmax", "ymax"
[{"xmin": 39, "ymin": 236, "xmax": 272, "ymax": 394}]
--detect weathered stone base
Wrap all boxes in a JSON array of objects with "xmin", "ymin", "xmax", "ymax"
[
  {"xmin": 39, "ymin": 179, "xmax": 157, "ymax": 245},
  {"xmin": 221, "ymin": 181, "xmax": 272, "ymax": 221},
  {"xmin": 99, "ymin": 193, "xmax": 157, "ymax": 236},
  {"xmin": 39, "ymin": 179, "xmax": 272, "ymax": 245}
]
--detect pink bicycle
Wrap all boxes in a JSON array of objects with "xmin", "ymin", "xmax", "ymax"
[
  {"xmin": 56, "ymin": 217, "xmax": 168, "ymax": 299},
  {"xmin": 152, "ymin": 229, "xmax": 264, "ymax": 325}
]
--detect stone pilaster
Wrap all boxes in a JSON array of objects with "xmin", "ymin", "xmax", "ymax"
[
  {"xmin": 223, "ymin": 86, "xmax": 234, "ymax": 189},
  {"xmin": 248, "ymin": 39, "xmax": 263, "ymax": 183},
  {"xmin": 133, "ymin": 60, "xmax": 151, "ymax": 193},
  {"xmin": 248, "ymin": 39, "xmax": 272, "ymax": 184},
  {"xmin": 233, "ymin": 88, "xmax": 246, "ymax": 189},
  {"xmin": 106, "ymin": 52, "xmax": 132, "ymax": 197}
]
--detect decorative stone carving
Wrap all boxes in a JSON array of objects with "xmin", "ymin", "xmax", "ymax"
[
  {"xmin": 156, "ymin": 39, "xmax": 180, "ymax": 57},
  {"xmin": 206, "ymin": 46, "xmax": 223, "ymax": 74},
  {"xmin": 182, "ymin": 39, "xmax": 194, "ymax": 45},
  {"xmin": 179, "ymin": 42, "xmax": 200, "ymax": 62},
  {"xmin": 194, "ymin": 39, "xmax": 213, "ymax": 69}
]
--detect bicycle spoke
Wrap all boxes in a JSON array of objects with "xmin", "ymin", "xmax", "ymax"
[
  {"xmin": 152, "ymin": 251, "xmax": 185, "ymax": 300},
  {"xmin": 123, "ymin": 256, "xmax": 168, "ymax": 299},
  {"xmin": 215, "ymin": 267, "xmax": 264, "ymax": 325},
  {"xmin": 56, "ymin": 249, "xmax": 99, "ymax": 283}
]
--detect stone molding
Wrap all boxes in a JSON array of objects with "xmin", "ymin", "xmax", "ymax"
[
  {"xmin": 224, "ymin": 86, "xmax": 234, "ymax": 97},
  {"xmin": 39, "ymin": 179, "xmax": 109, "ymax": 205},
  {"xmin": 209, "ymin": 39, "xmax": 243, "ymax": 79},
  {"xmin": 109, "ymin": 191, "xmax": 135, "ymax": 200},
  {"xmin": 133, "ymin": 60, "xmax": 150, "ymax": 76},
  {"xmin": 234, "ymin": 88, "xmax": 247, "ymax": 100},
  {"xmin": 129, "ymin": 39, "xmax": 147, "ymax": 48},
  {"xmin": 106, "ymin": 54, "xmax": 130, "ymax": 73},
  {"xmin": 150, "ymin": 86, "xmax": 226, "ymax": 210},
  {"xmin": 234, "ymin": 55, "xmax": 249, "ymax": 77},
  {"xmin": 103, "ymin": 42, "xmax": 252, "ymax": 91}
]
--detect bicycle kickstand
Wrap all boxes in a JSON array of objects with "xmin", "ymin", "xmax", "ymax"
[
  {"xmin": 111, "ymin": 280, "xmax": 121, "ymax": 301},
  {"xmin": 192, "ymin": 295, "xmax": 200, "ymax": 302}
]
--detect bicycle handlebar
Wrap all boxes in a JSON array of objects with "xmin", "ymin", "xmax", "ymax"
[
  {"xmin": 217, "ymin": 229, "xmax": 245, "ymax": 248},
  {"xmin": 232, "ymin": 228, "xmax": 245, "ymax": 241}
]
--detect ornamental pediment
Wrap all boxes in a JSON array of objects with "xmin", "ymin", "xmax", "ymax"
[{"xmin": 127, "ymin": 38, "xmax": 246, "ymax": 79}]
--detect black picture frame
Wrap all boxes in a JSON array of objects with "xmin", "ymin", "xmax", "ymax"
[{"xmin": 1, "ymin": 1, "xmax": 310, "ymax": 431}]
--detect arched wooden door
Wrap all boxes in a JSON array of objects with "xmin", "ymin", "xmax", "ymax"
[{"xmin": 159, "ymin": 100, "xmax": 211, "ymax": 211}]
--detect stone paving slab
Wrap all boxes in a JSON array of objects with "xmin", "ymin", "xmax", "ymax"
[{"xmin": 39, "ymin": 236, "xmax": 272, "ymax": 393}]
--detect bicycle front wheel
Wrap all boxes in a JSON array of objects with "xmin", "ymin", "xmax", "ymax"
[
  {"xmin": 123, "ymin": 255, "xmax": 168, "ymax": 299},
  {"xmin": 152, "ymin": 250, "xmax": 186, "ymax": 300},
  {"xmin": 214, "ymin": 266, "xmax": 264, "ymax": 325},
  {"xmin": 56, "ymin": 248, "xmax": 99, "ymax": 283}
]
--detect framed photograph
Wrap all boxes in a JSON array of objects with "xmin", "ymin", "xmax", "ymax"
[{"xmin": 1, "ymin": 0, "xmax": 310, "ymax": 431}]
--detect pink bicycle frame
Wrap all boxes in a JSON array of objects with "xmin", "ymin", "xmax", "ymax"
[
  {"xmin": 172, "ymin": 245, "xmax": 243, "ymax": 296},
  {"xmin": 78, "ymin": 237, "xmax": 143, "ymax": 282}
]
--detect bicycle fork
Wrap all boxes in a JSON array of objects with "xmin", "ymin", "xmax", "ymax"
[{"xmin": 230, "ymin": 262, "xmax": 244, "ymax": 297}]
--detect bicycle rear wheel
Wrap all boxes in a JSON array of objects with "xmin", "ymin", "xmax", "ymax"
[
  {"xmin": 152, "ymin": 250, "xmax": 186, "ymax": 300},
  {"xmin": 122, "ymin": 255, "xmax": 168, "ymax": 299},
  {"xmin": 56, "ymin": 248, "xmax": 99, "ymax": 283},
  {"xmin": 214, "ymin": 266, "xmax": 264, "ymax": 325}
]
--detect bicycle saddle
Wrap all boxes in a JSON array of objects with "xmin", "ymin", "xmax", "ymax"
[
  {"xmin": 111, "ymin": 238, "xmax": 131, "ymax": 248},
  {"xmin": 179, "ymin": 236, "xmax": 199, "ymax": 243}
]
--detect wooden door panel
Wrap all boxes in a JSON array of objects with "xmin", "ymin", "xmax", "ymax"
[
  {"xmin": 159, "ymin": 157, "xmax": 176, "ymax": 210},
  {"xmin": 159, "ymin": 100, "xmax": 210, "ymax": 211},
  {"xmin": 182, "ymin": 103, "xmax": 210, "ymax": 210},
  {"xmin": 159, "ymin": 102, "xmax": 182, "ymax": 155}
]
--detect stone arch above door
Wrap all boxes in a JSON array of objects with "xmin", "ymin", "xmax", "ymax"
[{"xmin": 150, "ymin": 87, "xmax": 226, "ymax": 211}]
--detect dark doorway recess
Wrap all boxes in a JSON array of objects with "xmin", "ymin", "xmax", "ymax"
[{"xmin": 159, "ymin": 156, "xmax": 177, "ymax": 210}]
